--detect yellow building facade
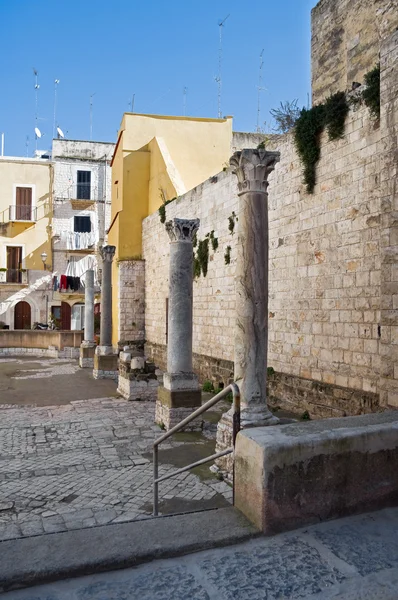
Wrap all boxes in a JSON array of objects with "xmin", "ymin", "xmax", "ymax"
[
  {"xmin": 109, "ymin": 113, "xmax": 233, "ymax": 345},
  {"xmin": 0, "ymin": 157, "xmax": 53, "ymax": 329}
]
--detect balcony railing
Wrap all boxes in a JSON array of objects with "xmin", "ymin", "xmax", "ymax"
[
  {"xmin": 6, "ymin": 205, "xmax": 37, "ymax": 222},
  {"xmin": 0, "ymin": 269, "xmax": 28, "ymax": 284},
  {"xmin": 54, "ymin": 184, "xmax": 99, "ymax": 202}
]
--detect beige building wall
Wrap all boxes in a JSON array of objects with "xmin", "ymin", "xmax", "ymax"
[
  {"xmin": 0, "ymin": 158, "xmax": 52, "ymax": 271},
  {"xmin": 311, "ymin": 0, "xmax": 397, "ymax": 104}
]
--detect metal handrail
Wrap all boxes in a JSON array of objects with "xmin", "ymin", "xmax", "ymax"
[{"xmin": 153, "ymin": 382, "xmax": 240, "ymax": 516}]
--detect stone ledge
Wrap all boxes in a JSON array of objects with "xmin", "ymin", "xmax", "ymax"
[{"xmin": 235, "ymin": 411, "xmax": 398, "ymax": 535}]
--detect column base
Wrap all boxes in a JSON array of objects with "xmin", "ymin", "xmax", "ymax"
[
  {"xmin": 79, "ymin": 342, "xmax": 96, "ymax": 369},
  {"xmin": 93, "ymin": 346, "xmax": 118, "ymax": 381},
  {"xmin": 215, "ymin": 406, "xmax": 279, "ymax": 481},
  {"xmin": 155, "ymin": 386, "xmax": 202, "ymax": 431}
]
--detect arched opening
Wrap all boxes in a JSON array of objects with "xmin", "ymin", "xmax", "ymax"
[
  {"xmin": 61, "ymin": 302, "xmax": 71, "ymax": 330},
  {"xmin": 14, "ymin": 301, "xmax": 31, "ymax": 330}
]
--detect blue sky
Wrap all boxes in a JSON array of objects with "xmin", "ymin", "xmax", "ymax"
[{"xmin": 0, "ymin": 0, "xmax": 318, "ymax": 156}]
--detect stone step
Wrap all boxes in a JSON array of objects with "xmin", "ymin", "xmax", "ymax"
[{"xmin": 0, "ymin": 507, "xmax": 259, "ymax": 594}]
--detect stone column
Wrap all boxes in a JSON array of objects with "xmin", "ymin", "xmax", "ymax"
[
  {"xmin": 156, "ymin": 218, "xmax": 201, "ymax": 430},
  {"xmin": 94, "ymin": 245, "xmax": 118, "ymax": 380},
  {"xmin": 231, "ymin": 148, "xmax": 280, "ymax": 427},
  {"xmin": 99, "ymin": 245, "xmax": 115, "ymax": 348},
  {"xmin": 215, "ymin": 149, "xmax": 280, "ymax": 478},
  {"xmin": 79, "ymin": 269, "xmax": 96, "ymax": 368}
]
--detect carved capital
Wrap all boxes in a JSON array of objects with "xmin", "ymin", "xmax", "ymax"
[
  {"xmin": 230, "ymin": 149, "xmax": 280, "ymax": 195},
  {"xmin": 166, "ymin": 218, "xmax": 200, "ymax": 242},
  {"xmin": 100, "ymin": 245, "xmax": 116, "ymax": 263}
]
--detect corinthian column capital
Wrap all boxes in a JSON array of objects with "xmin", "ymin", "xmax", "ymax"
[
  {"xmin": 230, "ymin": 149, "xmax": 280, "ymax": 195},
  {"xmin": 100, "ymin": 245, "xmax": 116, "ymax": 263},
  {"xmin": 166, "ymin": 218, "xmax": 200, "ymax": 242}
]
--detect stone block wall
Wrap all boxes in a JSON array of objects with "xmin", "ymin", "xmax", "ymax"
[
  {"xmin": 117, "ymin": 260, "xmax": 145, "ymax": 346},
  {"xmin": 311, "ymin": 0, "xmax": 397, "ymax": 103},
  {"xmin": 379, "ymin": 30, "xmax": 398, "ymax": 408},
  {"xmin": 142, "ymin": 31, "xmax": 397, "ymax": 416}
]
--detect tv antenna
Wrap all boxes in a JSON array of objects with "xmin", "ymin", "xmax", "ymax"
[
  {"xmin": 53, "ymin": 79, "xmax": 60, "ymax": 139},
  {"xmin": 183, "ymin": 87, "xmax": 188, "ymax": 116},
  {"xmin": 90, "ymin": 93, "xmax": 96, "ymax": 140},
  {"xmin": 25, "ymin": 136, "xmax": 29, "ymax": 157},
  {"xmin": 33, "ymin": 68, "xmax": 40, "ymax": 150},
  {"xmin": 215, "ymin": 14, "xmax": 229, "ymax": 118},
  {"xmin": 256, "ymin": 50, "xmax": 265, "ymax": 132},
  {"xmin": 129, "ymin": 94, "xmax": 135, "ymax": 112},
  {"xmin": 56, "ymin": 126, "xmax": 65, "ymax": 139}
]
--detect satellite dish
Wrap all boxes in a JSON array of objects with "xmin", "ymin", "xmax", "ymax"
[
  {"xmin": 56, "ymin": 127, "xmax": 64, "ymax": 138},
  {"xmin": 34, "ymin": 127, "xmax": 42, "ymax": 138}
]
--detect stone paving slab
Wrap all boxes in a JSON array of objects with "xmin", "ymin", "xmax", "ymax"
[
  {"xmin": 0, "ymin": 507, "xmax": 258, "ymax": 593},
  {"xmin": 2, "ymin": 507, "xmax": 398, "ymax": 599},
  {"xmin": 0, "ymin": 358, "xmax": 232, "ymax": 543}
]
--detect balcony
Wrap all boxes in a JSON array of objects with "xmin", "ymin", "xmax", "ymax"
[
  {"xmin": 54, "ymin": 184, "xmax": 99, "ymax": 208},
  {"xmin": 2, "ymin": 205, "xmax": 37, "ymax": 223},
  {"xmin": 0, "ymin": 269, "xmax": 28, "ymax": 284}
]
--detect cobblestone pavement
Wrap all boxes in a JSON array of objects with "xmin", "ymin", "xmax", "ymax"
[
  {"xmin": 3, "ymin": 507, "xmax": 398, "ymax": 599},
  {"xmin": 0, "ymin": 358, "xmax": 232, "ymax": 542}
]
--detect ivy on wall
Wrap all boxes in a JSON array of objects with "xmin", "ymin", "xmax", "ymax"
[
  {"xmin": 294, "ymin": 91, "xmax": 349, "ymax": 193},
  {"xmin": 362, "ymin": 64, "xmax": 380, "ymax": 119},
  {"xmin": 158, "ymin": 197, "xmax": 176, "ymax": 224}
]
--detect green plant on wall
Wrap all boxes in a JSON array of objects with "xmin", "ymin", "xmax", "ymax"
[
  {"xmin": 206, "ymin": 230, "xmax": 218, "ymax": 252},
  {"xmin": 362, "ymin": 64, "xmax": 380, "ymax": 119},
  {"xmin": 228, "ymin": 211, "xmax": 238, "ymax": 235},
  {"xmin": 158, "ymin": 197, "xmax": 176, "ymax": 224},
  {"xmin": 224, "ymin": 245, "xmax": 231, "ymax": 265},
  {"xmin": 196, "ymin": 238, "xmax": 209, "ymax": 277},
  {"xmin": 294, "ymin": 91, "xmax": 349, "ymax": 193}
]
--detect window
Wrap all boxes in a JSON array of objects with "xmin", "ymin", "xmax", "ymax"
[
  {"xmin": 15, "ymin": 187, "xmax": 32, "ymax": 220},
  {"xmin": 76, "ymin": 171, "xmax": 91, "ymax": 200},
  {"xmin": 74, "ymin": 216, "xmax": 91, "ymax": 233},
  {"xmin": 71, "ymin": 303, "xmax": 85, "ymax": 330}
]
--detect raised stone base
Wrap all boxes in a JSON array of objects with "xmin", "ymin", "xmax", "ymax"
[
  {"xmin": 117, "ymin": 373, "xmax": 158, "ymax": 401},
  {"xmin": 79, "ymin": 343, "xmax": 96, "ymax": 368},
  {"xmin": 234, "ymin": 412, "xmax": 398, "ymax": 535},
  {"xmin": 93, "ymin": 350, "xmax": 118, "ymax": 381},
  {"xmin": 155, "ymin": 386, "xmax": 202, "ymax": 431}
]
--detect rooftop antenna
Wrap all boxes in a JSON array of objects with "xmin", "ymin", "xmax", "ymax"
[
  {"xmin": 256, "ymin": 50, "xmax": 265, "ymax": 133},
  {"xmin": 33, "ymin": 68, "xmax": 40, "ymax": 150},
  {"xmin": 25, "ymin": 135, "xmax": 29, "ymax": 157},
  {"xmin": 183, "ymin": 87, "xmax": 188, "ymax": 116},
  {"xmin": 215, "ymin": 14, "xmax": 229, "ymax": 118},
  {"xmin": 53, "ymin": 79, "xmax": 60, "ymax": 140},
  {"xmin": 90, "ymin": 93, "xmax": 96, "ymax": 140},
  {"xmin": 130, "ymin": 94, "xmax": 135, "ymax": 112}
]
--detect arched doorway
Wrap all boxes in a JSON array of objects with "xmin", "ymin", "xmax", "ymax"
[
  {"xmin": 61, "ymin": 302, "xmax": 71, "ymax": 330},
  {"xmin": 14, "ymin": 301, "xmax": 31, "ymax": 330}
]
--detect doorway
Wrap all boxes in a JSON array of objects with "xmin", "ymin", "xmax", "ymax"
[
  {"xmin": 61, "ymin": 302, "xmax": 71, "ymax": 330},
  {"xmin": 6, "ymin": 246, "xmax": 22, "ymax": 283},
  {"xmin": 14, "ymin": 301, "xmax": 31, "ymax": 330}
]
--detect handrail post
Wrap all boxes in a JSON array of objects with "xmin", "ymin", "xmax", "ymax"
[
  {"xmin": 153, "ymin": 445, "xmax": 159, "ymax": 516},
  {"xmin": 231, "ymin": 382, "xmax": 241, "ymax": 506}
]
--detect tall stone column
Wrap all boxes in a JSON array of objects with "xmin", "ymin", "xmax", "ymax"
[
  {"xmin": 231, "ymin": 148, "xmax": 280, "ymax": 427},
  {"xmin": 156, "ymin": 218, "xmax": 201, "ymax": 430},
  {"xmin": 79, "ymin": 269, "xmax": 96, "ymax": 368},
  {"xmin": 99, "ymin": 245, "xmax": 115, "ymax": 348},
  {"xmin": 216, "ymin": 149, "xmax": 280, "ymax": 477},
  {"xmin": 94, "ymin": 245, "xmax": 118, "ymax": 380}
]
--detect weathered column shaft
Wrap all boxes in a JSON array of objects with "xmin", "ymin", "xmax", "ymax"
[
  {"xmin": 167, "ymin": 241, "xmax": 194, "ymax": 373},
  {"xmin": 231, "ymin": 149, "xmax": 280, "ymax": 427},
  {"xmin": 84, "ymin": 269, "xmax": 95, "ymax": 343},
  {"xmin": 100, "ymin": 245, "xmax": 115, "ymax": 348},
  {"xmin": 156, "ymin": 218, "xmax": 201, "ymax": 431}
]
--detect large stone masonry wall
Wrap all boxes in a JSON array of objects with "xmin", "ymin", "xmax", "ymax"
[
  {"xmin": 141, "ymin": 30, "xmax": 398, "ymax": 418},
  {"xmin": 117, "ymin": 260, "xmax": 145, "ymax": 346},
  {"xmin": 379, "ymin": 30, "xmax": 398, "ymax": 408},
  {"xmin": 311, "ymin": 0, "xmax": 397, "ymax": 104},
  {"xmin": 143, "ymin": 90, "xmax": 391, "ymax": 415}
]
